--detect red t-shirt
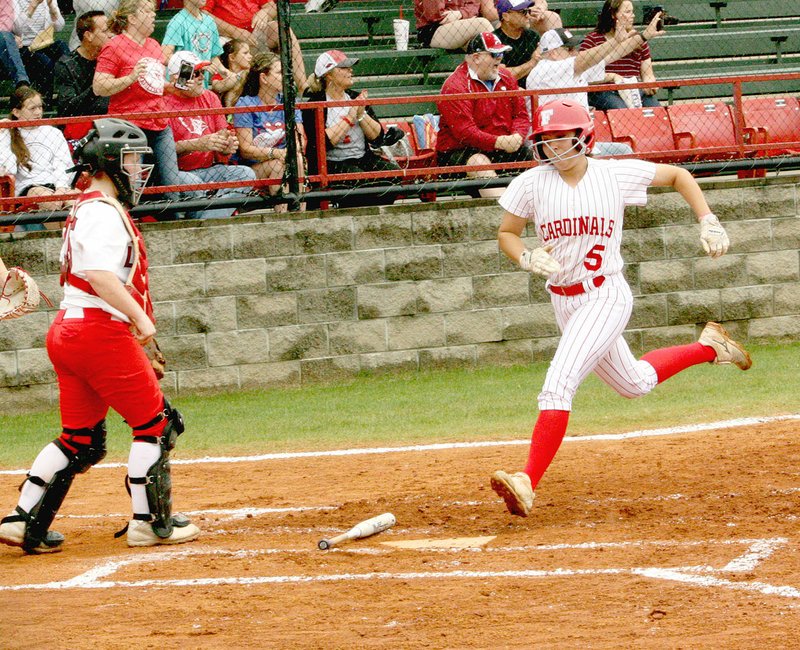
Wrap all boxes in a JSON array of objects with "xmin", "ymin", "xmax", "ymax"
[
  {"xmin": 205, "ymin": 0, "xmax": 271, "ymax": 31},
  {"xmin": 580, "ymin": 31, "xmax": 651, "ymax": 79},
  {"xmin": 164, "ymin": 91, "xmax": 229, "ymax": 171},
  {"xmin": 95, "ymin": 34, "xmax": 168, "ymax": 131}
]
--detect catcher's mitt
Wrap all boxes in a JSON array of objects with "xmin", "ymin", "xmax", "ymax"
[
  {"xmin": 0, "ymin": 267, "xmax": 52, "ymax": 321},
  {"xmin": 142, "ymin": 338, "xmax": 166, "ymax": 380}
]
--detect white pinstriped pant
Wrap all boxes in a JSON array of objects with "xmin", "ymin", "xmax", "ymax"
[{"xmin": 538, "ymin": 274, "xmax": 658, "ymax": 411}]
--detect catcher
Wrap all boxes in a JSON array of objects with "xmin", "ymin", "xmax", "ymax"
[{"xmin": 0, "ymin": 118, "xmax": 200, "ymax": 554}]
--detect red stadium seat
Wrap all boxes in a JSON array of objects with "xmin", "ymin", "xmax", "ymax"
[
  {"xmin": 741, "ymin": 97, "xmax": 800, "ymax": 156},
  {"xmin": 605, "ymin": 107, "xmax": 684, "ymax": 162},
  {"xmin": 0, "ymin": 175, "xmax": 16, "ymax": 225},
  {"xmin": 590, "ymin": 109, "xmax": 612, "ymax": 143},
  {"xmin": 667, "ymin": 102, "xmax": 739, "ymax": 161}
]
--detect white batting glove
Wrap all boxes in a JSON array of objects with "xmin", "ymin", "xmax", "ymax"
[
  {"xmin": 519, "ymin": 246, "xmax": 561, "ymax": 277},
  {"xmin": 699, "ymin": 213, "xmax": 730, "ymax": 259}
]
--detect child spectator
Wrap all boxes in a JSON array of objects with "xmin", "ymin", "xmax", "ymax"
[
  {"xmin": 13, "ymin": 0, "xmax": 69, "ymax": 101},
  {"xmin": 164, "ymin": 50, "xmax": 256, "ymax": 218},
  {"xmin": 161, "ymin": 0, "xmax": 229, "ymax": 88},
  {"xmin": 211, "ymin": 38, "xmax": 250, "ymax": 107},
  {"xmin": 0, "ymin": 86, "xmax": 79, "ymax": 214},
  {"xmin": 234, "ymin": 51, "xmax": 304, "ymax": 212},
  {"xmin": 204, "ymin": 0, "xmax": 306, "ymax": 91},
  {"xmin": 93, "ymin": 0, "xmax": 204, "ymax": 214}
]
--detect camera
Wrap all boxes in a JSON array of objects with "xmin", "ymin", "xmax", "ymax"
[
  {"xmin": 643, "ymin": 5, "xmax": 679, "ymax": 31},
  {"xmin": 174, "ymin": 61, "xmax": 195, "ymax": 90}
]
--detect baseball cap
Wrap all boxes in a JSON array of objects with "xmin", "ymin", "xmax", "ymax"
[
  {"xmin": 466, "ymin": 32, "xmax": 513, "ymax": 55},
  {"xmin": 496, "ymin": 0, "xmax": 534, "ymax": 17},
  {"xmin": 166, "ymin": 50, "xmax": 211, "ymax": 79},
  {"xmin": 539, "ymin": 28, "xmax": 583, "ymax": 54},
  {"xmin": 314, "ymin": 50, "xmax": 359, "ymax": 78}
]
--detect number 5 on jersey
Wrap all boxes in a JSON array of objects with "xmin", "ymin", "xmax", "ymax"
[{"xmin": 584, "ymin": 244, "xmax": 605, "ymax": 271}]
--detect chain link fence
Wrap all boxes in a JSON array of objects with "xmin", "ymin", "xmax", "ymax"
[{"xmin": 1, "ymin": 0, "xmax": 799, "ymax": 228}]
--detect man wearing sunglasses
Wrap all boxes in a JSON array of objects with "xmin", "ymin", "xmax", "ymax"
[
  {"xmin": 437, "ymin": 31, "xmax": 531, "ymax": 198},
  {"xmin": 493, "ymin": 0, "xmax": 543, "ymax": 81}
]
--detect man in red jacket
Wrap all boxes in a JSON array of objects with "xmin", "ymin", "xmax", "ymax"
[{"xmin": 437, "ymin": 32, "xmax": 532, "ymax": 197}]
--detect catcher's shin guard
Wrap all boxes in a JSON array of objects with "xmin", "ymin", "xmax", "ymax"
[
  {"xmin": 127, "ymin": 400, "xmax": 188, "ymax": 539},
  {"xmin": 15, "ymin": 421, "xmax": 107, "ymax": 552}
]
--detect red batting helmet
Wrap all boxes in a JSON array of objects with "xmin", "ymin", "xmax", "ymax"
[{"xmin": 531, "ymin": 99, "xmax": 596, "ymax": 162}]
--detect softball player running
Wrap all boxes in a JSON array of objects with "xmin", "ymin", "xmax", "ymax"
[
  {"xmin": 491, "ymin": 99, "xmax": 751, "ymax": 517},
  {"xmin": 0, "ymin": 118, "xmax": 200, "ymax": 553}
]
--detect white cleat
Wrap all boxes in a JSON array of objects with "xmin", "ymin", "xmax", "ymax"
[
  {"xmin": 126, "ymin": 518, "xmax": 201, "ymax": 547},
  {"xmin": 0, "ymin": 509, "xmax": 64, "ymax": 554},
  {"xmin": 491, "ymin": 470, "xmax": 535, "ymax": 517},
  {"xmin": 698, "ymin": 322, "xmax": 752, "ymax": 370}
]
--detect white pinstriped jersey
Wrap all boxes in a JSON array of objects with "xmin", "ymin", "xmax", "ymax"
[{"xmin": 499, "ymin": 158, "xmax": 657, "ymax": 286}]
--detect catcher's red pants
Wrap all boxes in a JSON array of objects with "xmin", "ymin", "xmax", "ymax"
[{"xmin": 46, "ymin": 309, "xmax": 163, "ymax": 432}]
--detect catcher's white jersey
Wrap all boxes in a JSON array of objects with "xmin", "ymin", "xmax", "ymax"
[
  {"xmin": 59, "ymin": 201, "xmax": 134, "ymax": 321},
  {"xmin": 499, "ymin": 158, "xmax": 656, "ymax": 287}
]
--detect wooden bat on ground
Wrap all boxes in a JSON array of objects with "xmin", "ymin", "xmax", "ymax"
[{"xmin": 317, "ymin": 512, "xmax": 396, "ymax": 550}]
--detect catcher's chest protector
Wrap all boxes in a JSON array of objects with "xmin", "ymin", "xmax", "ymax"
[{"xmin": 60, "ymin": 191, "xmax": 155, "ymax": 322}]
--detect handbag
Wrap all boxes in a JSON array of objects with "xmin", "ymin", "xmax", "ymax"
[{"xmin": 29, "ymin": 25, "xmax": 55, "ymax": 52}]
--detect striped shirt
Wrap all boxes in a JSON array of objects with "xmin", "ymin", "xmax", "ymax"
[{"xmin": 580, "ymin": 31, "xmax": 652, "ymax": 79}]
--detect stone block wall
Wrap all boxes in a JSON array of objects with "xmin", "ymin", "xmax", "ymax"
[{"xmin": 1, "ymin": 176, "xmax": 798, "ymax": 411}]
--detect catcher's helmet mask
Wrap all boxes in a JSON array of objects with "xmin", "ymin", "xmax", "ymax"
[
  {"xmin": 531, "ymin": 99, "xmax": 596, "ymax": 164},
  {"xmin": 73, "ymin": 118, "xmax": 154, "ymax": 206}
]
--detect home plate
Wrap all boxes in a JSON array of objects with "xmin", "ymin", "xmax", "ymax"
[{"xmin": 381, "ymin": 536, "xmax": 496, "ymax": 549}]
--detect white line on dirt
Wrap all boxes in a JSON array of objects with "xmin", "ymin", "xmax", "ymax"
[
  {"xmin": 0, "ymin": 538, "xmax": 790, "ymax": 593},
  {"xmin": 1, "ymin": 414, "xmax": 797, "ymax": 476}
]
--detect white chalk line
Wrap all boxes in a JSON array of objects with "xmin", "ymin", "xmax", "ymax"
[
  {"xmin": 1, "ymin": 414, "xmax": 797, "ymax": 476},
  {"xmin": 0, "ymin": 538, "xmax": 792, "ymax": 600}
]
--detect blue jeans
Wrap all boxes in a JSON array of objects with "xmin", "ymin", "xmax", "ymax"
[
  {"xmin": 143, "ymin": 126, "xmax": 206, "ymax": 217},
  {"xmin": 0, "ymin": 32, "xmax": 29, "ymax": 86},
  {"xmin": 190, "ymin": 164, "xmax": 256, "ymax": 219},
  {"xmin": 589, "ymin": 90, "xmax": 661, "ymax": 111}
]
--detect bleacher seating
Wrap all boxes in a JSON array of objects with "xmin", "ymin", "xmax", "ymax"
[
  {"xmin": 605, "ymin": 106, "xmax": 686, "ymax": 161},
  {"xmin": 2, "ymin": 0, "xmax": 800, "ymax": 219},
  {"xmin": 741, "ymin": 97, "xmax": 800, "ymax": 156},
  {"xmin": 667, "ymin": 102, "xmax": 738, "ymax": 160}
]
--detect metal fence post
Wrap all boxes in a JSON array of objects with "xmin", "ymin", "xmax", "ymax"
[{"xmin": 277, "ymin": 0, "xmax": 301, "ymax": 210}]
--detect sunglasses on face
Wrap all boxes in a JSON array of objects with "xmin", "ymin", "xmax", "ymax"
[{"xmin": 490, "ymin": 52, "xmax": 504, "ymax": 59}]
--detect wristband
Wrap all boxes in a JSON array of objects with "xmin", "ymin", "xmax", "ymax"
[
  {"xmin": 640, "ymin": 31, "xmax": 649, "ymax": 42},
  {"xmin": 357, "ymin": 113, "xmax": 366, "ymax": 123},
  {"xmin": 342, "ymin": 116, "xmax": 354, "ymax": 127}
]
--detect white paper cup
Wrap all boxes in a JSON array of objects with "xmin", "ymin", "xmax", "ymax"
[{"xmin": 393, "ymin": 19, "xmax": 410, "ymax": 51}]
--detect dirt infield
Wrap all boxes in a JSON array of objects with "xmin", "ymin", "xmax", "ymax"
[{"xmin": 2, "ymin": 418, "xmax": 800, "ymax": 649}]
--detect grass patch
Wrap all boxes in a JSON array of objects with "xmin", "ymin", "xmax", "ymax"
[{"xmin": 0, "ymin": 342, "xmax": 797, "ymax": 467}]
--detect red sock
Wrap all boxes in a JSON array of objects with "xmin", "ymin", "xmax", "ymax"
[
  {"xmin": 641, "ymin": 342, "xmax": 716, "ymax": 384},
  {"xmin": 523, "ymin": 409, "xmax": 570, "ymax": 490}
]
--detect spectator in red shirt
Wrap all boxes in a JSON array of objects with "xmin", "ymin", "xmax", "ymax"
[
  {"xmin": 164, "ymin": 51, "xmax": 256, "ymax": 219},
  {"xmin": 436, "ymin": 32, "xmax": 531, "ymax": 197},
  {"xmin": 93, "ymin": 0, "xmax": 204, "ymax": 214},
  {"xmin": 580, "ymin": 0, "xmax": 662, "ymax": 110},
  {"xmin": 204, "ymin": 0, "xmax": 306, "ymax": 92},
  {"xmin": 414, "ymin": 0, "xmax": 493, "ymax": 49}
]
